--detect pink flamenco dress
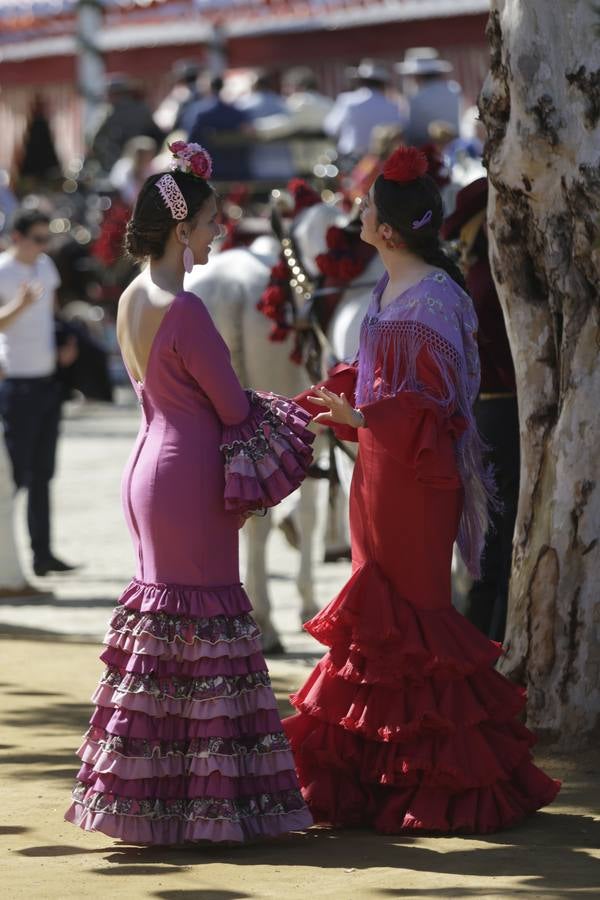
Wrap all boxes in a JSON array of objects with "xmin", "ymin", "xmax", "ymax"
[
  {"xmin": 65, "ymin": 290, "xmax": 314, "ymax": 844},
  {"xmin": 284, "ymin": 270, "xmax": 560, "ymax": 833}
]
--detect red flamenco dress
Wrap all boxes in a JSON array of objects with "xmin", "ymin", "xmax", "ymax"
[{"xmin": 284, "ymin": 270, "xmax": 560, "ymax": 833}]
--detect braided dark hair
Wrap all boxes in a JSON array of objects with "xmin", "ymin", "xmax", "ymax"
[
  {"xmin": 124, "ymin": 170, "xmax": 213, "ymax": 262},
  {"xmin": 373, "ymin": 172, "xmax": 467, "ymax": 290}
]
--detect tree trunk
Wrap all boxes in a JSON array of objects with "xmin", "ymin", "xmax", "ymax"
[{"xmin": 479, "ymin": 0, "xmax": 600, "ymax": 741}]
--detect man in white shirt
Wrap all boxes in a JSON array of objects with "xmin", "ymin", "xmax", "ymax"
[
  {"xmin": 0, "ymin": 209, "xmax": 76, "ymax": 577},
  {"xmin": 324, "ymin": 59, "xmax": 406, "ymax": 169}
]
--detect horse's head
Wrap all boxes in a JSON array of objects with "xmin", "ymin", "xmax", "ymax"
[{"xmin": 289, "ymin": 201, "xmax": 342, "ymax": 278}]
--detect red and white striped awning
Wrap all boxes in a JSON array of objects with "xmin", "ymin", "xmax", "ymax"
[{"xmin": 0, "ymin": 0, "xmax": 490, "ymax": 41}]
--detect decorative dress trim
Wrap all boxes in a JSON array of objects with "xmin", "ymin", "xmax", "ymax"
[{"xmin": 220, "ymin": 391, "xmax": 314, "ymax": 513}]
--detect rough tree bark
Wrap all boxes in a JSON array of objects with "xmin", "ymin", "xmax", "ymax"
[{"xmin": 479, "ymin": 0, "xmax": 600, "ymax": 741}]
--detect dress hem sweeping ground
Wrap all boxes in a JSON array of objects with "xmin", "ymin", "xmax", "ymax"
[{"xmin": 283, "ymin": 270, "xmax": 560, "ymax": 834}]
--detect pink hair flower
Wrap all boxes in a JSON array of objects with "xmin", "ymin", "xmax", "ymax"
[
  {"xmin": 168, "ymin": 141, "xmax": 213, "ymax": 179},
  {"xmin": 190, "ymin": 150, "xmax": 213, "ymax": 178}
]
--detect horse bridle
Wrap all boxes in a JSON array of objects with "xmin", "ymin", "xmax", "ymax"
[{"xmin": 269, "ymin": 203, "xmax": 378, "ymax": 371}]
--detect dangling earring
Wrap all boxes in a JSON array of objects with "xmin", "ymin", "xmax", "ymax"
[{"xmin": 183, "ymin": 241, "xmax": 194, "ymax": 275}]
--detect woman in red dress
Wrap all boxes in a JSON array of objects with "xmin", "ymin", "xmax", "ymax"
[{"xmin": 283, "ymin": 146, "xmax": 559, "ymax": 833}]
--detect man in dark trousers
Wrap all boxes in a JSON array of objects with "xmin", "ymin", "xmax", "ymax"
[
  {"xmin": 442, "ymin": 179, "xmax": 519, "ymax": 642},
  {"xmin": 0, "ymin": 208, "xmax": 77, "ymax": 576}
]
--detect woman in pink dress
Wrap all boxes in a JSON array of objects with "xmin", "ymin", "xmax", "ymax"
[{"xmin": 65, "ymin": 143, "xmax": 314, "ymax": 844}]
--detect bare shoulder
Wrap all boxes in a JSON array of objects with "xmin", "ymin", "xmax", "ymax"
[
  {"xmin": 116, "ymin": 274, "xmax": 177, "ymax": 348},
  {"xmin": 118, "ymin": 275, "xmax": 174, "ymax": 320}
]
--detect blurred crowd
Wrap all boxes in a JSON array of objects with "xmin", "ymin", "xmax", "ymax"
[
  {"xmin": 0, "ymin": 47, "xmax": 486, "ymax": 374},
  {"xmin": 84, "ymin": 48, "xmax": 483, "ymax": 189}
]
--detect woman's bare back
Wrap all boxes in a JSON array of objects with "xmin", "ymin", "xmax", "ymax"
[{"xmin": 117, "ymin": 273, "xmax": 179, "ymax": 384}]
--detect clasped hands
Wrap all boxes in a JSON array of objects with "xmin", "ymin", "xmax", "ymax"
[{"xmin": 307, "ymin": 385, "xmax": 365, "ymax": 428}]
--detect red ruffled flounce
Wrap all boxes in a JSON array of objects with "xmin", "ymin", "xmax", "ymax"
[{"xmin": 283, "ymin": 562, "xmax": 560, "ymax": 834}]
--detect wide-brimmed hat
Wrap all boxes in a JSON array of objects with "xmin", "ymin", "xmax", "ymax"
[
  {"xmin": 441, "ymin": 177, "xmax": 488, "ymax": 240},
  {"xmin": 347, "ymin": 58, "xmax": 393, "ymax": 84},
  {"xmin": 396, "ymin": 47, "xmax": 453, "ymax": 76}
]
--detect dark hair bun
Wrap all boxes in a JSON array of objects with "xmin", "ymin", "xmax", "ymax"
[
  {"xmin": 124, "ymin": 219, "xmax": 165, "ymax": 261},
  {"xmin": 124, "ymin": 170, "xmax": 213, "ymax": 262}
]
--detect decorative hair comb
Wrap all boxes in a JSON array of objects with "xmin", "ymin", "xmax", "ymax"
[
  {"xmin": 155, "ymin": 141, "xmax": 213, "ymax": 220},
  {"xmin": 156, "ymin": 174, "xmax": 188, "ymax": 221}
]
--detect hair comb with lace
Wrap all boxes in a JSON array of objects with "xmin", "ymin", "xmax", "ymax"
[{"xmin": 155, "ymin": 174, "xmax": 188, "ymax": 220}]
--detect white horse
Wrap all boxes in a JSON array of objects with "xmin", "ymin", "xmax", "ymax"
[{"xmin": 185, "ymin": 203, "xmax": 341, "ymax": 651}]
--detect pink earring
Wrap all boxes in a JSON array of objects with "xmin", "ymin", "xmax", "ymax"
[{"xmin": 183, "ymin": 243, "xmax": 194, "ymax": 275}]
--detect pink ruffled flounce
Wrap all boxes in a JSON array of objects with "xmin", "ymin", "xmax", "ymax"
[
  {"xmin": 105, "ymin": 623, "xmax": 262, "ymax": 659},
  {"xmin": 75, "ymin": 767, "xmax": 300, "ymax": 799},
  {"xmin": 78, "ymin": 737, "xmax": 298, "ymax": 780},
  {"xmin": 66, "ymin": 576, "xmax": 313, "ymax": 844},
  {"xmin": 100, "ymin": 645, "xmax": 267, "ymax": 677},
  {"xmin": 88, "ymin": 705, "xmax": 283, "ymax": 741},
  {"xmin": 117, "ymin": 578, "xmax": 252, "ymax": 617},
  {"xmin": 91, "ymin": 678, "xmax": 277, "ymax": 720},
  {"xmin": 65, "ymin": 801, "xmax": 313, "ymax": 845},
  {"xmin": 220, "ymin": 390, "xmax": 315, "ymax": 513}
]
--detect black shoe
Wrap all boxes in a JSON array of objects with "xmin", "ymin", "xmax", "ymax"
[{"xmin": 33, "ymin": 556, "xmax": 79, "ymax": 576}]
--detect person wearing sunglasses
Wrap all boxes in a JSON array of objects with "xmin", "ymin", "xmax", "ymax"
[{"xmin": 0, "ymin": 208, "xmax": 76, "ymax": 578}]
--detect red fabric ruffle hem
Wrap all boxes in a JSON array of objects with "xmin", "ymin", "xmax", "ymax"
[{"xmin": 283, "ymin": 561, "xmax": 560, "ymax": 834}]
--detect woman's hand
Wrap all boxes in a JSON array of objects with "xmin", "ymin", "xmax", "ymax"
[{"xmin": 307, "ymin": 386, "xmax": 365, "ymax": 428}]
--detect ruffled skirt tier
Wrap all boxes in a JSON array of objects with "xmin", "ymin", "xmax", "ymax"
[
  {"xmin": 283, "ymin": 562, "xmax": 560, "ymax": 834},
  {"xmin": 65, "ymin": 578, "xmax": 312, "ymax": 844}
]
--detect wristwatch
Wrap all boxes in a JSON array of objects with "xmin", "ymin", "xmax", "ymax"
[{"xmin": 353, "ymin": 408, "xmax": 366, "ymax": 428}]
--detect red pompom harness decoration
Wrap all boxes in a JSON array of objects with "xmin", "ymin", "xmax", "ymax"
[
  {"xmin": 256, "ymin": 179, "xmax": 321, "ymax": 353},
  {"xmin": 315, "ymin": 225, "xmax": 375, "ymax": 283}
]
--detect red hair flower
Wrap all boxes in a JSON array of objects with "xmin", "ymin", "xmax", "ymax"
[{"xmin": 382, "ymin": 145, "xmax": 428, "ymax": 184}]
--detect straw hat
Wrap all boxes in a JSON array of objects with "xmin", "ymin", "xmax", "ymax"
[
  {"xmin": 346, "ymin": 58, "xmax": 393, "ymax": 84},
  {"xmin": 396, "ymin": 47, "xmax": 453, "ymax": 76}
]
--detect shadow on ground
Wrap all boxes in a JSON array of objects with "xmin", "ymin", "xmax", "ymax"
[
  {"xmin": 14, "ymin": 808, "xmax": 600, "ymax": 897},
  {"xmin": 2, "ymin": 636, "xmax": 599, "ymax": 898}
]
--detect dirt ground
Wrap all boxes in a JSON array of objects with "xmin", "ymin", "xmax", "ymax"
[{"xmin": 1, "ymin": 637, "xmax": 599, "ymax": 900}]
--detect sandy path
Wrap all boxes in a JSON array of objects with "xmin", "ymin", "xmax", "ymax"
[{"xmin": 1, "ymin": 637, "xmax": 599, "ymax": 900}]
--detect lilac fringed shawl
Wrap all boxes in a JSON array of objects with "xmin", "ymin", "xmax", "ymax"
[{"xmin": 355, "ymin": 270, "xmax": 495, "ymax": 579}]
